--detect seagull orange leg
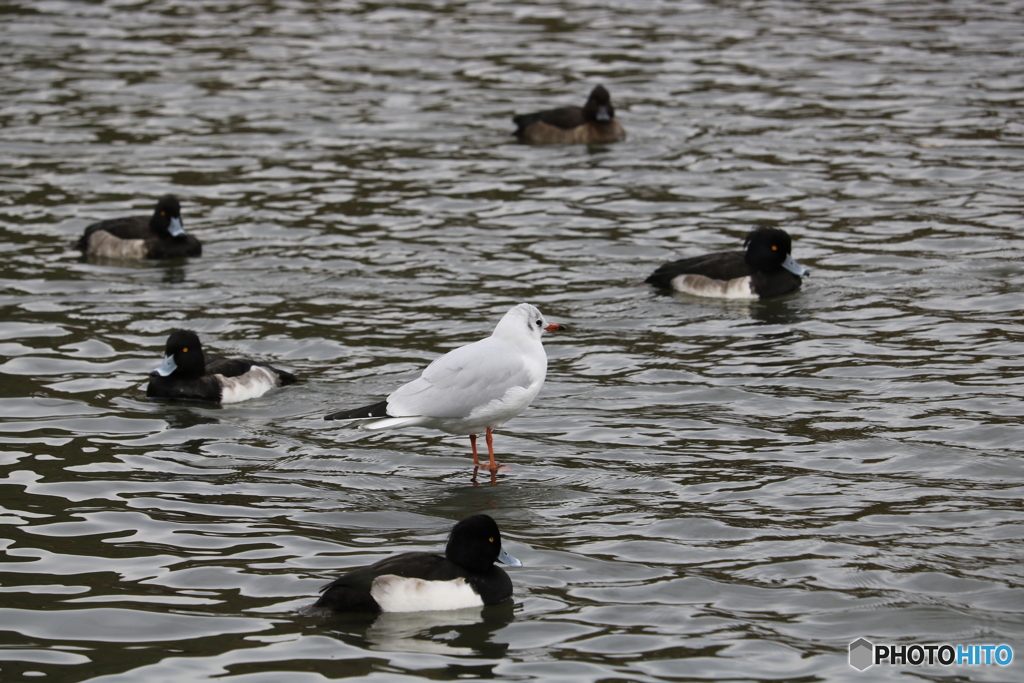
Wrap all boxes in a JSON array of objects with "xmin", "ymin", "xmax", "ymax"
[
  {"xmin": 469, "ymin": 433, "xmax": 483, "ymax": 468},
  {"xmin": 484, "ymin": 427, "xmax": 498, "ymax": 471}
]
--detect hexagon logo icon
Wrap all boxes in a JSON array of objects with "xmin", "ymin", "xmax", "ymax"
[{"xmin": 849, "ymin": 638, "xmax": 874, "ymax": 671}]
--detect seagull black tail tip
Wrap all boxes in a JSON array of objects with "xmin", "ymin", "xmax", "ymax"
[{"xmin": 324, "ymin": 400, "xmax": 389, "ymax": 421}]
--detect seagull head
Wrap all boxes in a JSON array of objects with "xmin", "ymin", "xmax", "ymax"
[{"xmin": 494, "ymin": 303, "xmax": 565, "ymax": 343}]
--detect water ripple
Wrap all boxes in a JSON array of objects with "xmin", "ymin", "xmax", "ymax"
[{"xmin": 2, "ymin": 0, "xmax": 1024, "ymax": 681}]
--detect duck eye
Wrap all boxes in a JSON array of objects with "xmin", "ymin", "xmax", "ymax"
[
  {"xmin": 488, "ymin": 537, "xmax": 494, "ymax": 543},
  {"xmin": 771, "ymin": 245, "xmax": 778, "ymax": 251},
  {"xmin": 182, "ymin": 347, "xmax": 189, "ymax": 353}
]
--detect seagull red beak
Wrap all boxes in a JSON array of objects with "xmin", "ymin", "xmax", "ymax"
[{"xmin": 545, "ymin": 323, "xmax": 565, "ymax": 332}]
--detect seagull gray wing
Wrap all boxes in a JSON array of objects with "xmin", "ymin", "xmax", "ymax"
[{"xmin": 386, "ymin": 337, "xmax": 541, "ymax": 419}]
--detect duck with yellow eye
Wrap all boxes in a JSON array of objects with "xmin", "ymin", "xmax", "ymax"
[
  {"xmin": 645, "ymin": 226, "xmax": 809, "ymax": 300},
  {"xmin": 308, "ymin": 514, "xmax": 521, "ymax": 614},
  {"xmin": 512, "ymin": 85, "xmax": 626, "ymax": 145},
  {"xmin": 146, "ymin": 329, "xmax": 298, "ymax": 404},
  {"xmin": 77, "ymin": 195, "xmax": 201, "ymax": 260}
]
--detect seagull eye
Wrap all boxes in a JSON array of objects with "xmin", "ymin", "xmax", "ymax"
[{"xmin": 535, "ymin": 320, "xmax": 542, "ymax": 327}]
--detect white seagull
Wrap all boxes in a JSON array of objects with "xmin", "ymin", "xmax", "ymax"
[{"xmin": 325, "ymin": 303, "xmax": 565, "ymax": 470}]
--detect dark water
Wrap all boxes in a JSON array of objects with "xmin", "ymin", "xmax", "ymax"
[{"xmin": 2, "ymin": 1, "xmax": 1023, "ymax": 681}]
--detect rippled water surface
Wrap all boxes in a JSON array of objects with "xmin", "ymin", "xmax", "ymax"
[{"xmin": 2, "ymin": 0, "xmax": 1024, "ymax": 681}]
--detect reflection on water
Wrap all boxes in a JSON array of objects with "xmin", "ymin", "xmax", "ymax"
[
  {"xmin": 2, "ymin": 0, "xmax": 1024, "ymax": 681},
  {"xmin": 313, "ymin": 602, "xmax": 515, "ymax": 658}
]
